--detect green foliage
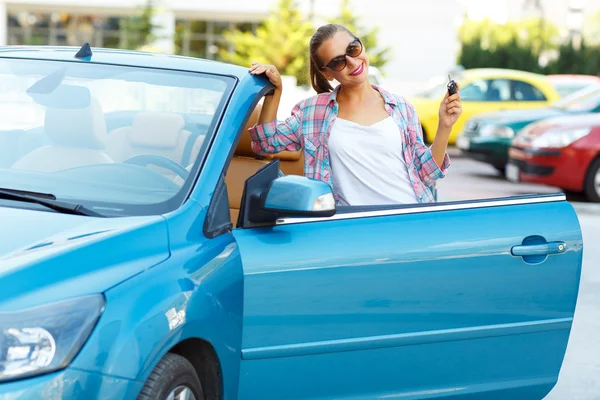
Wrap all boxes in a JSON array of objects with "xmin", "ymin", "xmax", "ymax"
[
  {"xmin": 327, "ymin": 0, "xmax": 392, "ymax": 72},
  {"xmin": 219, "ymin": 0, "xmax": 314, "ymax": 85},
  {"xmin": 121, "ymin": 0, "xmax": 157, "ymax": 50},
  {"xmin": 457, "ymin": 17, "xmax": 559, "ymax": 73},
  {"xmin": 457, "ymin": 17, "xmax": 600, "ymax": 76},
  {"xmin": 545, "ymin": 39, "xmax": 600, "ymax": 76},
  {"xmin": 219, "ymin": 0, "xmax": 391, "ymax": 84}
]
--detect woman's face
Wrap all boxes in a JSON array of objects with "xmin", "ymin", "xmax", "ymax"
[{"xmin": 317, "ymin": 30, "xmax": 370, "ymax": 87}]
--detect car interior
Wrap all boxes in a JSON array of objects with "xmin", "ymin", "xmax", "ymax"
[
  {"xmin": 4, "ymin": 89, "xmax": 305, "ymax": 223},
  {"xmin": 225, "ymin": 102, "xmax": 304, "ymax": 224}
]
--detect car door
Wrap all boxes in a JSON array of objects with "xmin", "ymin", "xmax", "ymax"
[{"xmin": 232, "ymin": 176, "xmax": 582, "ymax": 398}]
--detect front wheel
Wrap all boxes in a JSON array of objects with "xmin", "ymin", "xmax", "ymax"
[
  {"xmin": 137, "ymin": 353, "xmax": 204, "ymax": 400},
  {"xmin": 584, "ymin": 158, "xmax": 600, "ymax": 202}
]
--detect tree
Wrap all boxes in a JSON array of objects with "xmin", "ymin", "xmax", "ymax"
[
  {"xmin": 219, "ymin": 0, "xmax": 314, "ymax": 85},
  {"xmin": 456, "ymin": 17, "xmax": 560, "ymax": 73},
  {"xmin": 121, "ymin": 0, "xmax": 158, "ymax": 50},
  {"xmin": 327, "ymin": 0, "xmax": 391, "ymax": 72}
]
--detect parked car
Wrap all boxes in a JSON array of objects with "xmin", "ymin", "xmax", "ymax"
[
  {"xmin": 547, "ymin": 74, "xmax": 600, "ymax": 98},
  {"xmin": 0, "ymin": 45, "xmax": 583, "ymax": 400},
  {"xmin": 508, "ymin": 112, "xmax": 600, "ymax": 201},
  {"xmin": 456, "ymin": 84, "xmax": 600, "ymax": 174},
  {"xmin": 410, "ymin": 68, "xmax": 561, "ymax": 144}
]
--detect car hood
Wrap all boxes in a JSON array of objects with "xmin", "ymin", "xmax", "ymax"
[
  {"xmin": 473, "ymin": 107, "xmax": 566, "ymax": 126},
  {"xmin": 526, "ymin": 112, "xmax": 600, "ymax": 131},
  {"xmin": 0, "ymin": 206, "xmax": 169, "ymax": 311}
]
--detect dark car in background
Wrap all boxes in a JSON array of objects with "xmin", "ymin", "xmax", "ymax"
[{"xmin": 456, "ymin": 84, "xmax": 600, "ymax": 174}]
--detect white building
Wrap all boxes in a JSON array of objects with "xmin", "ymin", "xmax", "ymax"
[
  {"xmin": 0, "ymin": 0, "xmax": 596, "ymax": 96},
  {"xmin": 0, "ymin": 0, "xmax": 466, "ymax": 95}
]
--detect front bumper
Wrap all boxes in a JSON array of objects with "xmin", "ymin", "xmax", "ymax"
[
  {"xmin": 456, "ymin": 135, "xmax": 512, "ymax": 168},
  {"xmin": 507, "ymin": 146, "xmax": 586, "ymax": 192},
  {"xmin": 0, "ymin": 368, "xmax": 143, "ymax": 400}
]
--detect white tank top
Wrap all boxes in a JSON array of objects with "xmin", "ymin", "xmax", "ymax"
[{"xmin": 327, "ymin": 116, "xmax": 418, "ymax": 206}]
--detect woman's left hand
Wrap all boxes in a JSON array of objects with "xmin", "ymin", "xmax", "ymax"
[{"xmin": 438, "ymin": 82, "xmax": 462, "ymax": 129}]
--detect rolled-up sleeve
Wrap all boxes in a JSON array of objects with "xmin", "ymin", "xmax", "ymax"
[
  {"xmin": 248, "ymin": 101, "xmax": 304, "ymax": 155},
  {"xmin": 407, "ymin": 103, "xmax": 450, "ymax": 187}
]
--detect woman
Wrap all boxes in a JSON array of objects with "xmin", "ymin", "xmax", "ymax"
[{"xmin": 247, "ymin": 24, "xmax": 462, "ymax": 206}]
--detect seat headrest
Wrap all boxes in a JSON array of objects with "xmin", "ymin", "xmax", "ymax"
[
  {"xmin": 129, "ymin": 112, "xmax": 186, "ymax": 149},
  {"xmin": 44, "ymin": 97, "xmax": 107, "ymax": 149}
]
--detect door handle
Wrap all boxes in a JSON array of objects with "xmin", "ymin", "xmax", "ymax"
[{"xmin": 511, "ymin": 241, "xmax": 566, "ymax": 257}]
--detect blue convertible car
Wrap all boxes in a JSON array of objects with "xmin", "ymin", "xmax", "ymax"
[{"xmin": 0, "ymin": 45, "xmax": 584, "ymax": 400}]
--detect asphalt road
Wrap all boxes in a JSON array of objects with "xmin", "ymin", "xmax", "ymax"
[{"xmin": 439, "ymin": 149, "xmax": 600, "ymax": 399}]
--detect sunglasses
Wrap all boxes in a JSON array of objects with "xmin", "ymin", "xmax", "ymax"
[{"xmin": 321, "ymin": 38, "xmax": 363, "ymax": 71}]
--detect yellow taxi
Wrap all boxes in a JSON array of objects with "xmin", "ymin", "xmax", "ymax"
[{"xmin": 409, "ymin": 69, "xmax": 561, "ymax": 144}]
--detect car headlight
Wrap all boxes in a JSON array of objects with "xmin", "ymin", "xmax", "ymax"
[
  {"xmin": 0, "ymin": 294, "xmax": 104, "ymax": 382},
  {"xmin": 480, "ymin": 125, "xmax": 515, "ymax": 138},
  {"xmin": 530, "ymin": 128, "xmax": 591, "ymax": 149}
]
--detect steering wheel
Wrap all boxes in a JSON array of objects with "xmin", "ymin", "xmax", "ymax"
[{"xmin": 123, "ymin": 155, "xmax": 190, "ymax": 181}]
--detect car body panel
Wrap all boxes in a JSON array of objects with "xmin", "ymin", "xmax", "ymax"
[
  {"xmin": 0, "ymin": 47, "xmax": 585, "ymax": 400},
  {"xmin": 411, "ymin": 68, "xmax": 560, "ymax": 144},
  {"xmin": 0, "ymin": 368, "xmax": 143, "ymax": 399},
  {"xmin": 508, "ymin": 115, "xmax": 600, "ymax": 192},
  {"xmin": 233, "ymin": 198, "xmax": 582, "ymax": 399},
  {"xmin": 68, "ymin": 72, "xmax": 268, "ymax": 400},
  {"xmin": 0, "ymin": 45, "xmax": 249, "ymax": 80},
  {"xmin": 0, "ymin": 206, "xmax": 169, "ymax": 311}
]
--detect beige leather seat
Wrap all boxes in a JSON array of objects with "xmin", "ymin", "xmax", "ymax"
[
  {"xmin": 11, "ymin": 98, "xmax": 114, "ymax": 172},
  {"xmin": 225, "ymin": 103, "xmax": 307, "ymax": 225},
  {"xmin": 225, "ymin": 104, "xmax": 270, "ymax": 224},
  {"xmin": 106, "ymin": 112, "xmax": 203, "ymax": 167}
]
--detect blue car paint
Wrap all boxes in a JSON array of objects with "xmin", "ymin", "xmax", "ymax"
[
  {"xmin": 0, "ymin": 46, "xmax": 584, "ymax": 399},
  {"xmin": 232, "ymin": 200, "xmax": 582, "ymax": 399},
  {"xmin": 0, "ymin": 206, "xmax": 169, "ymax": 311},
  {"xmin": 262, "ymin": 175, "xmax": 334, "ymax": 212},
  {"xmin": 0, "ymin": 368, "xmax": 143, "ymax": 399}
]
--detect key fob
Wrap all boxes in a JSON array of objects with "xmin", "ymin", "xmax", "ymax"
[{"xmin": 447, "ymin": 75, "xmax": 457, "ymax": 95}]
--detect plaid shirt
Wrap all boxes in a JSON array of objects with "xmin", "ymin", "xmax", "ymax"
[{"xmin": 248, "ymin": 85, "xmax": 450, "ymax": 203}]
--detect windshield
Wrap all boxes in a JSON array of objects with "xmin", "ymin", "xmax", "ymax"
[
  {"xmin": 0, "ymin": 58, "xmax": 233, "ymax": 216},
  {"xmin": 552, "ymin": 84, "xmax": 600, "ymax": 112}
]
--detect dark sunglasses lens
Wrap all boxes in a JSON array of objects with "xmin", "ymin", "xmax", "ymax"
[
  {"xmin": 328, "ymin": 57, "xmax": 347, "ymax": 71},
  {"xmin": 347, "ymin": 41, "xmax": 362, "ymax": 57}
]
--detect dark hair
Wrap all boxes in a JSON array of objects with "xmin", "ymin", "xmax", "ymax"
[{"xmin": 309, "ymin": 24, "xmax": 356, "ymax": 94}]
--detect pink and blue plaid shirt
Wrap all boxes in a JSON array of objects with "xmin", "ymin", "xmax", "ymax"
[{"xmin": 248, "ymin": 85, "xmax": 450, "ymax": 203}]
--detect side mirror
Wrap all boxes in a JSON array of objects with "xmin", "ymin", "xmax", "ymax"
[{"xmin": 261, "ymin": 175, "xmax": 336, "ymax": 218}]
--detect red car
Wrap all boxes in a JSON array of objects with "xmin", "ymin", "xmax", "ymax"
[{"xmin": 507, "ymin": 113, "xmax": 600, "ymax": 202}]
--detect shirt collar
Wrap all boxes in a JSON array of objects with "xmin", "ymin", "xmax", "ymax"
[{"xmin": 328, "ymin": 84, "xmax": 398, "ymax": 107}]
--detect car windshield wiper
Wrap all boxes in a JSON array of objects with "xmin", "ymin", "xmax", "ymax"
[{"xmin": 0, "ymin": 188, "xmax": 103, "ymax": 217}]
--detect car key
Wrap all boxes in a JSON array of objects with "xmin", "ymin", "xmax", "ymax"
[{"xmin": 447, "ymin": 74, "xmax": 457, "ymax": 95}]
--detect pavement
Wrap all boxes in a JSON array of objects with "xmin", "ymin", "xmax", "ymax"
[{"xmin": 441, "ymin": 148, "xmax": 600, "ymax": 399}]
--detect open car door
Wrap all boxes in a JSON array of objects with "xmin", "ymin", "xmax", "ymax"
[{"xmin": 229, "ymin": 160, "xmax": 583, "ymax": 400}]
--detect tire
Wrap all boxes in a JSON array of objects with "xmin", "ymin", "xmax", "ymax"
[
  {"xmin": 584, "ymin": 158, "xmax": 600, "ymax": 203},
  {"xmin": 137, "ymin": 353, "xmax": 204, "ymax": 400}
]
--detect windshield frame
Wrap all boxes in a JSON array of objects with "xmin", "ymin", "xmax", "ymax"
[{"xmin": 0, "ymin": 57, "xmax": 238, "ymax": 217}]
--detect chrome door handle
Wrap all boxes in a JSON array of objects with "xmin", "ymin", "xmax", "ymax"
[{"xmin": 511, "ymin": 241, "xmax": 566, "ymax": 257}]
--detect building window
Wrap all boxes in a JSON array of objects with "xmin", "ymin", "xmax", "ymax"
[
  {"xmin": 175, "ymin": 19, "xmax": 256, "ymax": 60},
  {"xmin": 6, "ymin": 12, "xmax": 147, "ymax": 50}
]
